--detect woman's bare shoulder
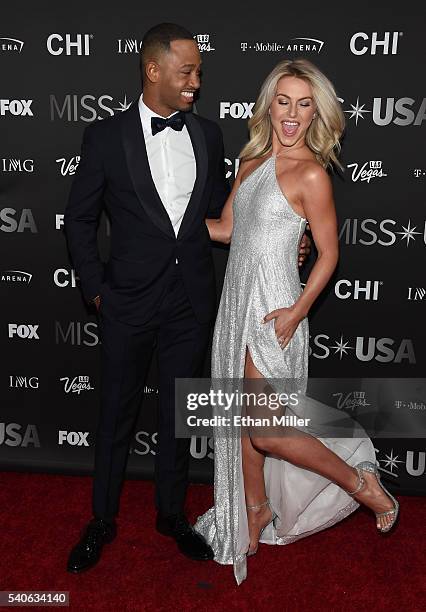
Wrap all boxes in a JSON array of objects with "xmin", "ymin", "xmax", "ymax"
[{"xmin": 298, "ymin": 158, "xmax": 330, "ymax": 187}]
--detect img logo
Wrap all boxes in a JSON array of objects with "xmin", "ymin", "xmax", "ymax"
[
  {"xmin": 117, "ymin": 39, "xmax": 142, "ymax": 53},
  {"xmin": 407, "ymin": 287, "xmax": 426, "ymax": 301},
  {"xmin": 9, "ymin": 376, "xmax": 39, "ymax": 389},
  {"xmin": 1, "ymin": 158, "xmax": 34, "ymax": 172}
]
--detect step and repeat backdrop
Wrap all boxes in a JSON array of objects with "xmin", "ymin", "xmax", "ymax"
[{"xmin": 1, "ymin": 2, "xmax": 425, "ymax": 495}]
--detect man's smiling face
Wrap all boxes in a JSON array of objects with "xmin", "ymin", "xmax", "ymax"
[{"xmin": 154, "ymin": 39, "xmax": 201, "ymax": 115}]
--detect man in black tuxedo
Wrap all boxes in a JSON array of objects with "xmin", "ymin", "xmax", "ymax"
[
  {"xmin": 65, "ymin": 23, "xmax": 309, "ymax": 572},
  {"xmin": 65, "ymin": 22, "xmax": 225, "ymax": 571}
]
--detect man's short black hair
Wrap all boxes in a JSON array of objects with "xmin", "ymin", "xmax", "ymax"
[{"xmin": 140, "ymin": 23, "xmax": 195, "ymax": 79}]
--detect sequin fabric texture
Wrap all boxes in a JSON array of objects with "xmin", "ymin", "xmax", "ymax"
[{"xmin": 194, "ymin": 155, "xmax": 376, "ymax": 585}]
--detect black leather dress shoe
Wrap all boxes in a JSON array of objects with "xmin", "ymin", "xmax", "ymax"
[
  {"xmin": 67, "ymin": 517, "xmax": 117, "ymax": 573},
  {"xmin": 156, "ymin": 513, "xmax": 214, "ymax": 561}
]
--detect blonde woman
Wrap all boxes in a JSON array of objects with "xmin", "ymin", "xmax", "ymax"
[{"xmin": 194, "ymin": 59, "xmax": 399, "ymax": 584}]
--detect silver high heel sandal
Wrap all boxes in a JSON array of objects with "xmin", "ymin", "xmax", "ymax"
[
  {"xmin": 246, "ymin": 498, "xmax": 278, "ymax": 556},
  {"xmin": 346, "ymin": 461, "xmax": 399, "ymax": 533}
]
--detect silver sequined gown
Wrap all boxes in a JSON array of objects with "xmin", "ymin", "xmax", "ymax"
[{"xmin": 194, "ymin": 154, "xmax": 376, "ymax": 584}]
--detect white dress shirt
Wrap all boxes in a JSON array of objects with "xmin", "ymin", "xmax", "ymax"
[{"xmin": 138, "ymin": 94, "xmax": 196, "ymax": 237}]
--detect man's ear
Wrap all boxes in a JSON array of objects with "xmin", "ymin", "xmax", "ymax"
[{"xmin": 145, "ymin": 60, "xmax": 160, "ymax": 84}]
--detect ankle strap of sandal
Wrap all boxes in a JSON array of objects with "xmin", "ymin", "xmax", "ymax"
[
  {"xmin": 346, "ymin": 467, "xmax": 365, "ymax": 496},
  {"xmin": 247, "ymin": 499, "xmax": 269, "ymax": 510}
]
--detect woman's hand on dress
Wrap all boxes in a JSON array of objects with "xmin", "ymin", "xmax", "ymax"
[{"xmin": 263, "ymin": 305, "xmax": 306, "ymax": 350}]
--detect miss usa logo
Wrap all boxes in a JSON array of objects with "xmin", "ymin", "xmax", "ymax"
[
  {"xmin": 377, "ymin": 447, "xmax": 426, "ymax": 478},
  {"xmin": 339, "ymin": 218, "xmax": 426, "ymax": 247},
  {"xmin": 0, "ymin": 423, "xmax": 40, "ymax": 447},
  {"xmin": 309, "ymin": 334, "xmax": 416, "ymax": 364},
  {"xmin": 342, "ymin": 96, "xmax": 425, "ymax": 126},
  {"xmin": 0, "ymin": 208, "xmax": 38, "ymax": 233}
]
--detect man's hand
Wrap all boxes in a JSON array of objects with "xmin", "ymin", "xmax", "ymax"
[
  {"xmin": 298, "ymin": 225, "xmax": 312, "ymax": 267},
  {"xmin": 92, "ymin": 295, "xmax": 101, "ymax": 311}
]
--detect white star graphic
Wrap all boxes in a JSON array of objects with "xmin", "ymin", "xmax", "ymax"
[
  {"xmin": 330, "ymin": 335, "xmax": 354, "ymax": 360},
  {"xmin": 344, "ymin": 97, "xmax": 371, "ymax": 126},
  {"xmin": 396, "ymin": 220, "xmax": 421, "ymax": 246},
  {"xmin": 380, "ymin": 449, "xmax": 404, "ymax": 475},
  {"xmin": 113, "ymin": 95, "xmax": 132, "ymax": 113}
]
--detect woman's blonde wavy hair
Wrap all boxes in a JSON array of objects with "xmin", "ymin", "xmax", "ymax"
[{"xmin": 239, "ymin": 58, "xmax": 345, "ymax": 170}]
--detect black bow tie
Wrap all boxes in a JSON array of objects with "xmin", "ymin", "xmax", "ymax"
[{"xmin": 151, "ymin": 112, "xmax": 185, "ymax": 136}]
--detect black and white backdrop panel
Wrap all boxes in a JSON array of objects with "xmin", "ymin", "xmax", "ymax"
[{"xmin": 1, "ymin": 2, "xmax": 425, "ymax": 495}]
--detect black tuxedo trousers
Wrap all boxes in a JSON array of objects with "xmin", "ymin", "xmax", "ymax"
[{"xmin": 94, "ymin": 261, "xmax": 211, "ymax": 521}]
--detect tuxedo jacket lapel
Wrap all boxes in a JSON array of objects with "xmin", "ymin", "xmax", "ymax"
[
  {"xmin": 121, "ymin": 103, "xmax": 208, "ymax": 240},
  {"xmin": 121, "ymin": 102, "xmax": 175, "ymax": 238},
  {"xmin": 177, "ymin": 112, "xmax": 208, "ymax": 240}
]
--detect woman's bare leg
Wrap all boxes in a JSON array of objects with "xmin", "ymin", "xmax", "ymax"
[
  {"xmin": 242, "ymin": 348, "xmax": 272, "ymax": 553},
  {"xmin": 243, "ymin": 350, "xmax": 395, "ymax": 541}
]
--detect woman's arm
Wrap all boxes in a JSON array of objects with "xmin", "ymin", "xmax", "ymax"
[
  {"xmin": 206, "ymin": 161, "xmax": 247, "ymax": 244},
  {"xmin": 292, "ymin": 164, "xmax": 339, "ymax": 318},
  {"xmin": 264, "ymin": 164, "xmax": 338, "ymax": 348}
]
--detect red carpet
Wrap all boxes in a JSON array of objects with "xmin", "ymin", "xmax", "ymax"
[{"xmin": 0, "ymin": 471, "xmax": 424, "ymax": 611}]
